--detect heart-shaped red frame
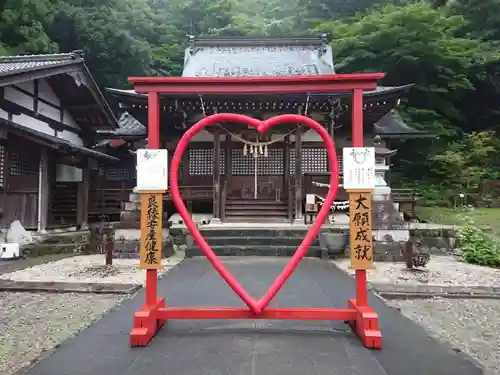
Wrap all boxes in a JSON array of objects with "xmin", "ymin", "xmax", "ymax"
[{"xmin": 170, "ymin": 113, "xmax": 339, "ymax": 314}]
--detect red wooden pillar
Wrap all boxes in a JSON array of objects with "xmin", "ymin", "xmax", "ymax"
[
  {"xmin": 146, "ymin": 91, "xmax": 160, "ymax": 305},
  {"xmin": 351, "ymin": 88, "xmax": 368, "ymax": 307}
]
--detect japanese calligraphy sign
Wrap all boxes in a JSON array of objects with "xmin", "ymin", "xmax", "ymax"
[
  {"xmin": 136, "ymin": 149, "xmax": 169, "ymax": 191},
  {"xmin": 139, "ymin": 192, "xmax": 163, "ymax": 269},
  {"xmin": 348, "ymin": 190, "xmax": 374, "ymax": 269},
  {"xmin": 342, "ymin": 147, "xmax": 375, "ymax": 190}
]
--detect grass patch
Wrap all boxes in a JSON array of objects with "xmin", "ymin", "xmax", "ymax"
[
  {"xmin": 416, "ymin": 206, "xmax": 500, "ymax": 235},
  {"xmin": 416, "ymin": 206, "xmax": 500, "ymax": 268}
]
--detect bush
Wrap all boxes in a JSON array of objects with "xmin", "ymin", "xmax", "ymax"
[{"xmin": 457, "ymin": 225, "xmax": 500, "ymax": 268}]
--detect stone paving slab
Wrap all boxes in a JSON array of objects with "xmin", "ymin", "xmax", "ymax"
[
  {"xmin": 23, "ymin": 257, "xmax": 483, "ymax": 375},
  {"xmin": 0, "ymin": 279, "xmax": 140, "ymax": 294}
]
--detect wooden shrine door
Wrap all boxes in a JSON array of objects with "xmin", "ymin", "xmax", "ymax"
[{"xmin": 227, "ymin": 145, "xmax": 285, "ymax": 201}]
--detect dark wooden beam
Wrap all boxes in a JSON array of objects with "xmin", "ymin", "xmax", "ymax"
[
  {"xmin": 38, "ymin": 148, "xmax": 50, "ymax": 232},
  {"xmin": 33, "ymin": 80, "xmax": 39, "ymax": 113},
  {"xmin": 294, "ymin": 127, "xmax": 303, "ymax": 223},
  {"xmin": 283, "ymin": 134, "xmax": 291, "ymax": 222},
  {"xmin": 0, "ymin": 99, "xmax": 82, "ymax": 136},
  {"xmin": 11, "ymin": 82, "xmax": 63, "ymax": 111},
  {"xmin": 77, "ymin": 167, "xmax": 90, "ymax": 229},
  {"xmin": 213, "ymin": 128, "xmax": 221, "ymax": 221}
]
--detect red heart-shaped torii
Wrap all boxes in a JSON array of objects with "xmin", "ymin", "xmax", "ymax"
[{"xmin": 170, "ymin": 113, "xmax": 339, "ymax": 314}]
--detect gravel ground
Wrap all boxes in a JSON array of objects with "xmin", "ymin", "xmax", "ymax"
[
  {"xmin": 388, "ymin": 298, "xmax": 500, "ymax": 375},
  {"xmin": 333, "ymin": 255, "xmax": 500, "ymax": 286},
  {"xmin": 0, "ymin": 292, "xmax": 125, "ymax": 375},
  {"xmin": 0, "ymin": 251, "xmax": 185, "ymax": 285}
]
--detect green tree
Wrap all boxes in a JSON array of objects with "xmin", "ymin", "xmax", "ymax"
[
  {"xmin": 432, "ymin": 131, "xmax": 500, "ymax": 193},
  {"xmin": 318, "ymin": 2, "xmax": 495, "ymax": 135},
  {"xmin": 0, "ymin": 0, "xmax": 60, "ymax": 54}
]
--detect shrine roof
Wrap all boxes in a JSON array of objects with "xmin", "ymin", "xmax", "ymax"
[
  {"xmin": 0, "ymin": 51, "xmax": 82, "ymax": 76},
  {"xmin": 105, "ymin": 84, "xmax": 412, "ymax": 104},
  {"xmin": 374, "ymin": 110, "xmax": 432, "ymax": 138},
  {"xmin": 0, "ymin": 50, "xmax": 117, "ymax": 130},
  {"xmin": 183, "ymin": 36, "xmax": 334, "ymax": 77}
]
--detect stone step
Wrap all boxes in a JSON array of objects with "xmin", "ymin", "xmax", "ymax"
[
  {"xmin": 222, "ymin": 217, "xmax": 291, "ymax": 223},
  {"xmin": 225, "ymin": 204, "xmax": 288, "ymax": 211},
  {"xmin": 227, "ymin": 199, "xmax": 287, "ymax": 205},
  {"xmin": 198, "ymin": 229, "xmax": 316, "ymax": 238},
  {"xmin": 203, "ymin": 236, "xmax": 319, "ymax": 246},
  {"xmin": 186, "ymin": 245, "xmax": 324, "ymax": 258},
  {"xmin": 225, "ymin": 210, "xmax": 289, "ymax": 217}
]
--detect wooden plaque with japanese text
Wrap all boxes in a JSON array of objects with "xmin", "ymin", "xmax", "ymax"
[
  {"xmin": 139, "ymin": 192, "xmax": 164, "ymax": 269},
  {"xmin": 347, "ymin": 190, "xmax": 374, "ymax": 269}
]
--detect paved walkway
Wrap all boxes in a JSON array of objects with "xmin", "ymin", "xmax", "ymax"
[{"xmin": 24, "ymin": 258, "xmax": 482, "ymax": 375}]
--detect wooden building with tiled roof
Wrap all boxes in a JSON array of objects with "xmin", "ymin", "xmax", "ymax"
[
  {"xmin": 0, "ymin": 50, "xmax": 119, "ymax": 231},
  {"xmin": 102, "ymin": 36, "xmax": 429, "ymax": 225}
]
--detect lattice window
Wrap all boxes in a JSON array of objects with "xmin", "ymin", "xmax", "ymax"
[
  {"xmin": 0, "ymin": 144, "xmax": 4, "ymax": 188},
  {"xmin": 188, "ymin": 148, "xmax": 225, "ymax": 175},
  {"xmin": 257, "ymin": 148, "xmax": 283, "ymax": 175},
  {"xmin": 101, "ymin": 166, "xmax": 131, "ymax": 181},
  {"xmin": 231, "ymin": 148, "xmax": 255, "ymax": 175},
  {"xmin": 302, "ymin": 148, "xmax": 328, "ymax": 173},
  {"xmin": 9, "ymin": 151, "xmax": 39, "ymax": 176},
  {"xmin": 289, "ymin": 148, "xmax": 341, "ymax": 174}
]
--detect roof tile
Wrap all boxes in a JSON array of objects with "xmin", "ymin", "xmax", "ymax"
[{"xmin": 0, "ymin": 51, "xmax": 84, "ymax": 76}]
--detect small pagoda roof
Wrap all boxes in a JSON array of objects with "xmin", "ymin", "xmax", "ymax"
[
  {"xmin": 374, "ymin": 110, "xmax": 431, "ymax": 138},
  {"xmin": 97, "ymin": 111, "xmax": 146, "ymax": 138},
  {"xmin": 374, "ymin": 147, "xmax": 398, "ymax": 157},
  {"xmin": 183, "ymin": 35, "xmax": 334, "ymax": 78}
]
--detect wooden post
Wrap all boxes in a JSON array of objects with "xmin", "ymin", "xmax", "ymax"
[
  {"xmin": 146, "ymin": 91, "xmax": 160, "ymax": 305},
  {"xmin": 351, "ymin": 88, "xmax": 368, "ymax": 307},
  {"xmin": 212, "ymin": 128, "xmax": 221, "ymax": 222},
  {"xmin": 225, "ymin": 134, "xmax": 232, "ymax": 185},
  {"xmin": 294, "ymin": 126, "xmax": 303, "ymax": 223},
  {"xmin": 347, "ymin": 190, "xmax": 374, "ymax": 270},
  {"xmin": 139, "ymin": 191, "xmax": 164, "ymax": 269},
  {"xmin": 283, "ymin": 135, "xmax": 292, "ymax": 222},
  {"xmin": 77, "ymin": 166, "xmax": 90, "ymax": 229},
  {"xmin": 37, "ymin": 148, "xmax": 49, "ymax": 233},
  {"xmin": 283, "ymin": 135, "xmax": 290, "ymax": 194}
]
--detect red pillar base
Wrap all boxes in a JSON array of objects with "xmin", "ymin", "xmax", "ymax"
[
  {"xmin": 130, "ymin": 297, "xmax": 167, "ymax": 347},
  {"xmin": 346, "ymin": 298, "xmax": 382, "ymax": 349}
]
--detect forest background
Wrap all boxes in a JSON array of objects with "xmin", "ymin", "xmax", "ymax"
[{"xmin": 2, "ymin": 0, "xmax": 500, "ymax": 205}]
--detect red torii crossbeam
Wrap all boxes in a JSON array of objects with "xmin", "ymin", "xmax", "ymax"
[{"xmin": 129, "ymin": 74, "xmax": 384, "ymax": 349}]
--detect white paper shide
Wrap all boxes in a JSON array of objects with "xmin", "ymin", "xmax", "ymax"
[
  {"xmin": 342, "ymin": 147, "xmax": 375, "ymax": 190},
  {"xmin": 136, "ymin": 149, "xmax": 169, "ymax": 191}
]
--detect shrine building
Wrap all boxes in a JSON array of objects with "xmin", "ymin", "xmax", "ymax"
[{"xmin": 97, "ymin": 36, "xmax": 428, "ymax": 226}]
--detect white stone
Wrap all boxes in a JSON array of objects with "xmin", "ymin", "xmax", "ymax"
[
  {"xmin": 374, "ymin": 229, "xmax": 410, "ymax": 242},
  {"xmin": 0, "ymin": 250, "xmax": 185, "ymax": 285},
  {"xmin": 6, "ymin": 220, "xmax": 33, "ymax": 245},
  {"xmin": 333, "ymin": 256, "xmax": 500, "ymax": 287}
]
